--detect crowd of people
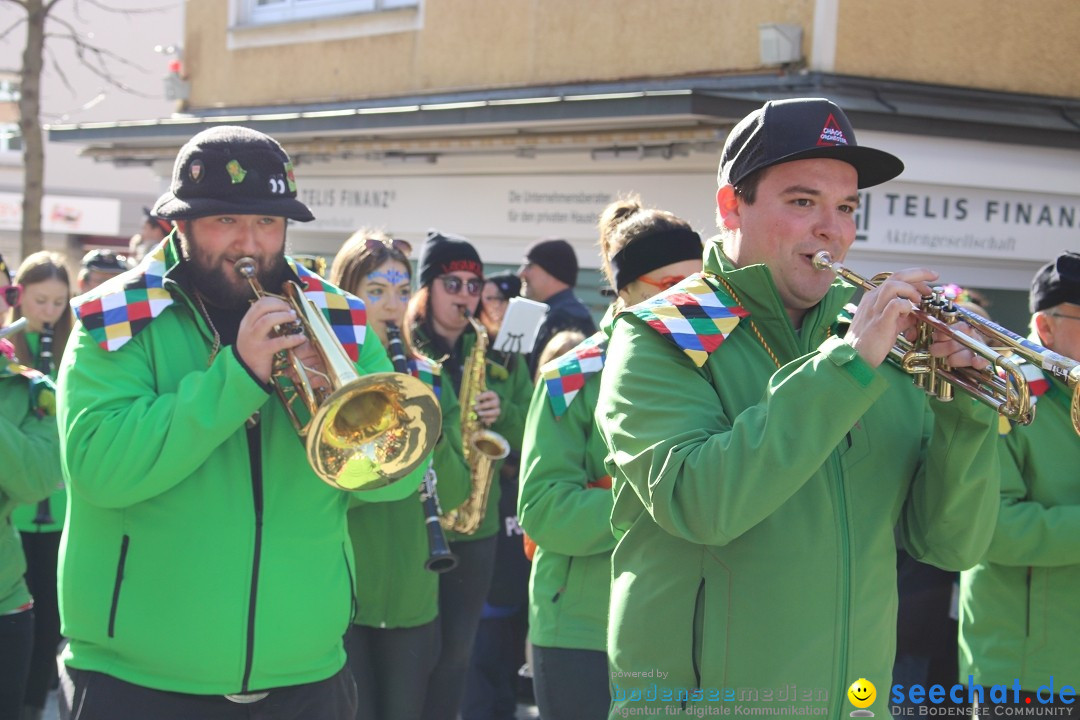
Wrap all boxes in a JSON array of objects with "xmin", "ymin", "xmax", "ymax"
[{"xmin": 0, "ymin": 99, "xmax": 1077, "ymax": 720}]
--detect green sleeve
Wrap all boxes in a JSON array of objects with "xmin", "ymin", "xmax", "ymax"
[
  {"xmin": 982, "ymin": 429, "xmax": 1079, "ymax": 567},
  {"xmin": 897, "ymin": 394, "xmax": 1000, "ymax": 570},
  {"xmin": 58, "ymin": 324, "xmax": 273, "ymax": 509},
  {"xmin": 489, "ymin": 354, "xmax": 532, "ymax": 451},
  {"xmin": 596, "ymin": 322, "xmax": 888, "ymax": 547},
  {"xmin": 518, "ymin": 373, "xmax": 615, "ymax": 557},
  {"xmin": 0, "ymin": 378, "xmax": 61, "ymax": 507}
]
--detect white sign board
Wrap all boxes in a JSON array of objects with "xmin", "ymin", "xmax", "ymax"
[
  {"xmin": 296, "ymin": 174, "xmax": 1080, "ymax": 265},
  {"xmin": 0, "ymin": 192, "xmax": 121, "ymax": 236}
]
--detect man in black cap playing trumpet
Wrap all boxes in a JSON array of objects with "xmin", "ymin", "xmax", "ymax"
[
  {"xmin": 596, "ymin": 98, "xmax": 1001, "ymax": 717},
  {"xmin": 56, "ymin": 125, "xmax": 419, "ymax": 719}
]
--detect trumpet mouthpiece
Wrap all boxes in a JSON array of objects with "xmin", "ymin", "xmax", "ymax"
[
  {"xmin": 235, "ymin": 257, "xmax": 257, "ymax": 279},
  {"xmin": 812, "ymin": 251, "xmax": 834, "ymax": 271}
]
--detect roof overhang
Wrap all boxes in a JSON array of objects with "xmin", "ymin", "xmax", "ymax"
[{"xmin": 47, "ymin": 72, "xmax": 1080, "ymax": 166}]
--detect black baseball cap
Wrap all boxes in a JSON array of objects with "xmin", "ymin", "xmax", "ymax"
[
  {"xmin": 1030, "ymin": 251, "xmax": 1080, "ymax": 313},
  {"xmin": 153, "ymin": 125, "xmax": 314, "ymax": 222},
  {"xmin": 718, "ymin": 98, "xmax": 904, "ymax": 190},
  {"xmin": 81, "ymin": 248, "xmax": 129, "ymax": 273}
]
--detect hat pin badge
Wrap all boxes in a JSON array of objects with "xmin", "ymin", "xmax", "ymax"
[{"xmin": 189, "ymin": 159, "xmax": 203, "ymax": 183}]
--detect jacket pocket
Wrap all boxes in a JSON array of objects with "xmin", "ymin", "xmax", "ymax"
[
  {"xmin": 691, "ymin": 578, "xmax": 705, "ymax": 691},
  {"xmin": 108, "ymin": 535, "xmax": 130, "ymax": 638}
]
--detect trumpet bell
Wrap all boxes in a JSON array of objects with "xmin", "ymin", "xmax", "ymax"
[{"xmin": 307, "ymin": 372, "xmax": 441, "ymax": 491}]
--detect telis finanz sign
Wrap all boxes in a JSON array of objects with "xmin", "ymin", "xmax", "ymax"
[
  {"xmin": 855, "ymin": 182, "xmax": 1080, "ymax": 262},
  {"xmin": 299, "ymin": 175, "xmax": 1078, "ymax": 263}
]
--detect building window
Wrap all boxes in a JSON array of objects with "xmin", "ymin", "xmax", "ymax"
[{"xmin": 245, "ymin": 0, "xmax": 418, "ymax": 25}]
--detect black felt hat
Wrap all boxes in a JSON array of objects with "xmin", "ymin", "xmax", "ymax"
[
  {"xmin": 152, "ymin": 126, "xmax": 314, "ymax": 222},
  {"xmin": 521, "ymin": 238, "xmax": 578, "ymax": 287},
  {"xmin": 1030, "ymin": 251, "xmax": 1080, "ymax": 313},
  {"xmin": 718, "ymin": 98, "xmax": 904, "ymax": 190}
]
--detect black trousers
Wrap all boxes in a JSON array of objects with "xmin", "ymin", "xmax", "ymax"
[
  {"xmin": 21, "ymin": 530, "xmax": 62, "ymax": 709},
  {"xmin": 62, "ymin": 665, "xmax": 357, "ymax": 720},
  {"xmin": 461, "ymin": 608, "xmax": 528, "ymax": 720},
  {"xmin": 0, "ymin": 609, "xmax": 34, "ymax": 719},
  {"xmin": 532, "ymin": 644, "xmax": 611, "ymax": 720},
  {"xmin": 347, "ymin": 621, "xmax": 440, "ymax": 720},
  {"xmin": 420, "ymin": 536, "xmax": 498, "ymax": 720}
]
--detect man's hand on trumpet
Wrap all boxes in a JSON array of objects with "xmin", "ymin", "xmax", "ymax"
[
  {"xmin": 237, "ymin": 296, "xmax": 306, "ymax": 384},
  {"xmin": 844, "ymin": 267, "xmax": 990, "ymax": 371}
]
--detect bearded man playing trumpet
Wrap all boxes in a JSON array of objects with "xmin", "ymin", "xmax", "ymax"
[
  {"xmin": 57, "ymin": 126, "xmax": 424, "ymax": 719},
  {"xmin": 596, "ymin": 98, "xmax": 1000, "ymax": 718}
]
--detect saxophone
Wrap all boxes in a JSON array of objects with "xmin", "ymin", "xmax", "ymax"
[{"xmin": 440, "ymin": 314, "xmax": 509, "ymax": 535}]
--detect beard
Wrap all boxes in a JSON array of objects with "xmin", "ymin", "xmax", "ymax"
[{"xmin": 180, "ymin": 225, "xmax": 290, "ymax": 309}]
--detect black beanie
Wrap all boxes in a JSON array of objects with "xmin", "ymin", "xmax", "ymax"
[
  {"xmin": 417, "ymin": 229, "xmax": 483, "ymax": 287},
  {"xmin": 485, "ymin": 271, "xmax": 521, "ymax": 299},
  {"xmin": 523, "ymin": 238, "xmax": 578, "ymax": 287},
  {"xmin": 1030, "ymin": 251, "xmax": 1080, "ymax": 313}
]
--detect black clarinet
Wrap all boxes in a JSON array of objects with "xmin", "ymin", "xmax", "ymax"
[
  {"xmin": 32, "ymin": 322, "xmax": 56, "ymax": 526},
  {"xmin": 386, "ymin": 323, "xmax": 458, "ymax": 573}
]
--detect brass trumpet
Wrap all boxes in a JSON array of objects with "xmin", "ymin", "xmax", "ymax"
[
  {"xmin": 813, "ymin": 251, "xmax": 1080, "ymax": 435},
  {"xmin": 235, "ymin": 257, "xmax": 442, "ymax": 490}
]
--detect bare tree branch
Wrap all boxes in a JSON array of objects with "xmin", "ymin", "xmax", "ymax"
[
  {"xmin": 0, "ymin": 16, "xmax": 27, "ymax": 42},
  {"xmin": 44, "ymin": 42, "xmax": 71, "ymax": 94}
]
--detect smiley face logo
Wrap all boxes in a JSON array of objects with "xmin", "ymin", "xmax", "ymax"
[{"xmin": 847, "ymin": 678, "xmax": 876, "ymax": 716}]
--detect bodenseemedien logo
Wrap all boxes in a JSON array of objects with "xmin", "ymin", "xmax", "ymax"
[{"xmin": 849, "ymin": 678, "xmax": 877, "ymax": 717}]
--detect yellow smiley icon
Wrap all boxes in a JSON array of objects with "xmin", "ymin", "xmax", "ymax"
[{"xmin": 847, "ymin": 678, "xmax": 876, "ymax": 709}]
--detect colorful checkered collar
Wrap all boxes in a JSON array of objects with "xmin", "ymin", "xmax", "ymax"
[
  {"xmin": 407, "ymin": 352, "xmax": 442, "ymax": 401},
  {"xmin": 74, "ymin": 240, "xmax": 367, "ymax": 359},
  {"xmin": 625, "ymin": 273, "xmax": 748, "ymax": 367},
  {"xmin": 540, "ymin": 332, "xmax": 608, "ymax": 417}
]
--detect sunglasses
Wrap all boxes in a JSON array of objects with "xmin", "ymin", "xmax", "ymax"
[
  {"xmin": 636, "ymin": 274, "xmax": 688, "ymax": 292},
  {"xmin": 438, "ymin": 275, "xmax": 482, "ymax": 297},
  {"xmin": 365, "ymin": 237, "xmax": 413, "ymax": 256},
  {"xmin": 1, "ymin": 283, "xmax": 22, "ymax": 306}
]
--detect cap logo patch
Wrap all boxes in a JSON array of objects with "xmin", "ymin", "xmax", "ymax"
[
  {"xmin": 226, "ymin": 159, "xmax": 247, "ymax": 184},
  {"xmin": 189, "ymin": 159, "xmax": 203, "ymax": 182},
  {"xmin": 284, "ymin": 162, "xmax": 297, "ymax": 193},
  {"xmin": 268, "ymin": 176, "xmax": 287, "ymax": 194},
  {"xmin": 817, "ymin": 114, "xmax": 849, "ymax": 146}
]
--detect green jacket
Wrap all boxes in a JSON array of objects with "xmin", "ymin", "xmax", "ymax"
[
  {"xmin": 348, "ymin": 354, "xmax": 471, "ymax": 628},
  {"xmin": 12, "ymin": 330, "xmax": 66, "ymax": 533},
  {"xmin": 411, "ymin": 324, "xmax": 532, "ymax": 541},
  {"xmin": 959, "ymin": 370, "xmax": 1080, "ymax": 690},
  {"xmin": 57, "ymin": 238, "xmax": 419, "ymax": 695},
  {"xmin": 0, "ymin": 361, "xmax": 60, "ymax": 614},
  {"xmin": 519, "ymin": 324, "xmax": 613, "ymax": 652},
  {"xmin": 596, "ymin": 241, "xmax": 999, "ymax": 716}
]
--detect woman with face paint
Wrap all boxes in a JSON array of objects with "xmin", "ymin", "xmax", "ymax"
[
  {"xmin": 330, "ymin": 229, "xmax": 471, "ymax": 720},
  {"xmin": 402, "ymin": 230, "xmax": 533, "ymax": 720},
  {"xmin": 5, "ymin": 251, "xmax": 72, "ymax": 720},
  {"xmin": 517, "ymin": 198, "xmax": 703, "ymax": 719}
]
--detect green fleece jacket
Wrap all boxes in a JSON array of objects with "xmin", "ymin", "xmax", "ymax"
[
  {"xmin": 596, "ymin": 241, "xmax": 1000, "ymax": 717},
  {"xmin": 12, "ymin": 331, "xmax": 66, "ymax": 533},
  {"xmin": 0, "ymin": 361, "xmax": 60, "ymax": 614},
  {"xmin": 518, "ymin": 321, "xmax": 614, "ymax": 652},
  {"xmin": 57, "ymin": 238, "xmax": 421, "ymax": 695},
  {"xmin": 959, "ymin": 369, "xmax": 1080, "ymax": 691},
  {"xmin": 348, "ymin": 355, "xmax": 471, "ymax": 628},
  {"xmin": 411, "ymin": 324, "xmax": 532, "ymax": 541}
]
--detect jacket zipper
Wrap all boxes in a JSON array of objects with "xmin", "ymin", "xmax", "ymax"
[
  {"xmin": 1025, "ymin": 566, "xmax": 1032, "ymax": 636},
  {"xmin": 107, "ymin": 535, "xmax": 130, "ymax": 638},
  {"xmin": 831, "ymin": 450, "xmax": 852, "ymax": 709},
  {"xmin": 342, "ymin": 544, "xmax": 358, "ymax": 628},
  {"xmin": 240, "ymin": 419, "xmax": 265, "ymax": 693}
]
